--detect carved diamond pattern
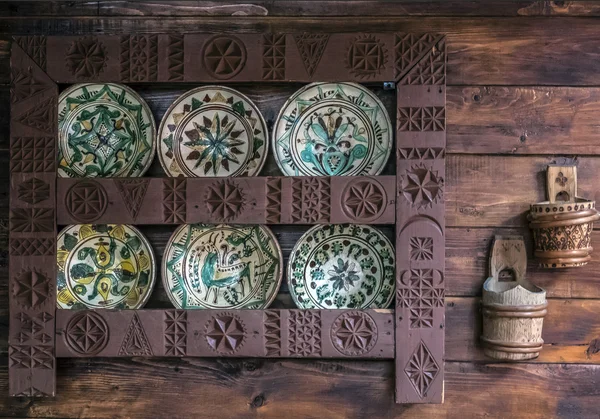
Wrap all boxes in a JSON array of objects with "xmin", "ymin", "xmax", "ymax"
[
  {"xmin": 65, "ymin": 180, "xmax": 107, "ymax": 222},
  {"xmin": 14, "ymin": 312, "xmax": 53, "ymax": 344},
  {"xmin": 164, "ymin": 310, "xmax": 187, "ymax": 356},
  {"xmin": 397, "ymin": 107, "xmax": 445, "ymax": 131},
  {"xmin": 120, "ymin": 35, "xmax": 158, "ymax": 82},
  {"xmin": 397, "ymin": 269, "xmax": 445, "ymax": 328},
  {"xmin": 264, "ymin": 310, "xmax": 282, "ymax": 356},
  {"xmin": 331, "ymin": 311, "xmax": 378, "ymax": 356},
  {"xmin": 405, "ymin": 341, "xmax": 440, "ymax": 399},
  {"xmin": 163, "ymin": 178, "xmax": 186, "ymax": 223},
  {"xmin": 17, "ymin": 177, "xmax": 50, "ymax": 205},
  {"xmin": 205, "ymin": 313, "xmax": 246, "ymax": 354},
  {"xmin": 10, "ymin": 238, "xmax": 55, "ymax": 256},
  {"xmin": 289, "ymin": 311, "xmax": 321, "ymax": 356},
  {"xmin": 342, "ymin": 178, "xmax": 386, "ymax": 222},
  {"xmin": 203, "ymin": 36, "xmax": 247, "ymax": 80},
  {"xmin": 295, "ymin": 33, "xmax": 329, "ymax": 77},
  {"xmin": 9, "ymin": 345, "xmax": 53, "ymax": 369},
  {"xmin": 65, "ymin": 311, "xmax": 109, "ymax": 355},
  {"xmin": 65, "ymin": 36, "xmax": 108, "ymax": 79},
  {"xmin": 10, "ymin": 137, "xmax": 55, "ymax": 173},
  {"xmin": 13, "ymin": 386, "xmax": 51, "ymax": 397},
  {"xmin": 345, "ymin": 34, "xmax": 387, "ymax": 79},
  {"xmin": 291, "ymin": 178, "xmax": 330, "ymax": 223},
  {"xmin": 262, "ymin": 33, "xmax": 286, "ymax": 80},
  {"xmin": 13, "ymin": 269, "xmax": 51, "ymax": 309},
  {"xmin": 205, "ymin": 179, "xmax": 245, "ymax": 222},
  {"xmin": 399, "ymin": 164, "xmax": 443, "ymax": 209}
]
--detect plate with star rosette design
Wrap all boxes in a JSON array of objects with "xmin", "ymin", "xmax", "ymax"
[
  {"xmin": 163, "ymin": 224, "xmax": 283, "ymax": 309},
  {"xmin": 56, "ymin": 224, "xmax": 156, "ymax": 309},
  {"xmin": 158, "ymin": 86, "xmax": 268, "ymax": 177},
  {"xmin": 288, "ymin": 224, "xmax": 395, "ymax": 309},
  {"xmin": 58, "ymin": 83, "xmax": 156, "ymax": 177},
  {"xmin": 273, "ymin": 82, "xmax": 392, "ymax": 176}
]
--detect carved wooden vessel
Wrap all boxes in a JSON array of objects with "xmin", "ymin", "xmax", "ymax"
[
  {"xmin": 529, "ymin": 165, "xmax": 600, "ymax": 268},
  {"xmin": 481, "ymin": 236, "xmax": 547, "ymax": 361}
]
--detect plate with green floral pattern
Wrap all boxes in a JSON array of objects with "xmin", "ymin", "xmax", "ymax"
[
  {"xmin": 288, "ymin": 224, "xmax": 395, "ymax": 309},
  {"xmin": 58, "ymin": 83, "xmax": 156, "ymax": 177},
  {"xmin": 57, "ymin": 224, "xmax": 156, "ymax": 309},
  {"xmin": 158, "ymin": 86, "xmax": 268, "ymax": 177},
  {"xmin": 273, "ymin": 82, "xmax": 392, "ymax": 176},
  {"xmin": 163, "ymin": 224, "xmax": 283, "ymax": 309}
]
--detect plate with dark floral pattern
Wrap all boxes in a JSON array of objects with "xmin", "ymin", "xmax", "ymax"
[
  {"xmin": 58, "ymin": 83, "xmax": 156, "ymax": 177},
  {"xmin": 288, "ymin": 224, "xmax": 395, "ymax": 309},
  {"xmin": 162, "ymin": 224, "xmax": 283, "ymax": 309},
  {"xmin": 273, "ymin": 82, "xmax": 392, "ymax": 176},
  {"xmin": 158, "ymin": 86, "xmax": 268, "ymax": 177},
  {"xmin": 57, "ymin": 224, "xmax": 156, "ymax": 309}
]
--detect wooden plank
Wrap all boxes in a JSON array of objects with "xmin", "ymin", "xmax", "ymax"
[
  {"xmin": 447, "ymin": 86, "xmax": 600, "ymax": 155},
  {"xmin": 56, "ymin": 176, "xmax": 396, "ymax": 225},
  {"xmin": 446, "ymin": 297, "xmax": 600, "ymax": 363},
  {"xmin": 446, "ymin": 227, "xmax": 600, "ymax": 299},
  {"xmin": 446, "ymin": 155, "xmax": 600, "ymax": 228},
  {"xmin": 0, "ymin": 361, "xmax": 599, "ymax": 418},
  {"xmin": 5, "ymin": 17, "xmax": 600, "ymax": 85},
  {"xmin": 5, "ymin": 1, "xmax": 600, "ymax": 17},
  {"xmin": 395, "ymin": 38, "xmax": 446, "ymax": 404}
]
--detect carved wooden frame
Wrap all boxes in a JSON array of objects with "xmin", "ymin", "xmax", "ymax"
[{"xmin": 9, "ymin": 33, "xmax": 446, "ymax": 404}]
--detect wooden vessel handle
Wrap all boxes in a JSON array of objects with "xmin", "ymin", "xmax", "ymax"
[
  {"xmin": 489, "ymin": 235, "xmax": 527, "ymax": 283},
  {"xmin": 547, "ymin": 164, "xmax": 577, "ymax": 204}
]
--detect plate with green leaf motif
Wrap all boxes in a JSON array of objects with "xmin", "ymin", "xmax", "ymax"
[
  {"xmin": 57, "ymin": 224, "xmax": 156, "ymax": 309},
  {"xmin": 288, "ymin": 224, "xmax": 395, "ymax": 309},
  {"xmin": 273, "ymin": 82, "xmax": 392, "ymax": 176},
  {"xmin": 162, "ymin": 224, "xmax": 283, "ymax": 309},
  {"xmin": 158, "ymin": 86, "xmax": 268, "ymax": 177},
  {"xmin": 58, "ymin": 83, "xmax": 156, "ymax": 177}
]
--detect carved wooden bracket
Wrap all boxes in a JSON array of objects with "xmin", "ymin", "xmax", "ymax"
[{"xmin": 9, "ymin": 32, "xmax": 447, "ymax": 404}]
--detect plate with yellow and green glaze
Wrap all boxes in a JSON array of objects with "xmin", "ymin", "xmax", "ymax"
[
  {"xmin": 58, "ymin": 83, "xmax": 156, "ymax": 177},
  {"xmin": 288, "ymin": 224, "xmax": 395, "ymax": 309},
  {"xmin": 57, "ymin": 224, "xmax": 156, "ymax": 309}
]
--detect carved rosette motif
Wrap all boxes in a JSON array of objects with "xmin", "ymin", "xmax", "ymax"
[
  {"xmin": 399, "ymin": 164, "xmax": 443, "ymax": 209},
  {"xmin": 203, "ymin": 35, "xmax": 247, "ymax": 80},
  {"xmin": 64, "ymin": 311, "xmax": 109, "ymax": 356},
  {"xmin": 205, "ymin": 179, "xmax": 246, "ymax": 222},
  {"xmin": 341, "ymin": 178, "xmax": 386, "ymax": 222},
  {"xmin": 345, "ymin": 34, "xmax": 388, "ymax": 79},
  {"xmin": 331, "ymin": 311, "xmax": 378, "ymax": 356},
  {"xmin": 404, "ymin": 341, "xmax": 440, "ymax": 399},
  {"xmin": 65, "ymin": 180, "xmax": 108, "ymax": 222},
  {"xmin": 65, "ymin": 36, "xmax": 108, "ymax": 79}
]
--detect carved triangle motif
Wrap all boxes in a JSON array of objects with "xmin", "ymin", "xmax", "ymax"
[
  {"xmin": 119, "ymin": 314, "xmax": 153, "ymax": 356},
  {"xmin": 114, "ymin": 179, "xmax": 150, "ymax": 220},
  {"xmin": 294, "ymin": 34, "xmax": 329, "ymax": 77},
  {"xmin": 14, "ymin": 96, "xmax": 56, "ymax": 134}
]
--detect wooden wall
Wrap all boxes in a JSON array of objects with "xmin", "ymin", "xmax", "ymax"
[{"xmin": 3, "ymin": 1, "xmax": 600, "ymax": 418}]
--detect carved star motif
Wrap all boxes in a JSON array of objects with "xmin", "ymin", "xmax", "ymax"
[
  {"xmin": 343, "ymin": 179, "xmax": 386, "ymax": 221},
  {"xmin": 13, "ymin": 269, "xmax": 50, "ymax": 308},
  {"xmin": 331, "ymin": 312, "xmax": 377, "ymax": 355},
  {"xmin": 205, "ymin": 314, "xmax": 246, "ymax": 354},
  {"xmin": 205, "ymin": 180, "xmax": 245, "ymax": 222},
  {"xmin": 400, "ymin": 164, "xmax": 443, "ymax": 208}
]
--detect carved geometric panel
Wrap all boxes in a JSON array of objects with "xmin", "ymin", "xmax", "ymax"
[
  {"xmin": 289, "ymin": 311, "xmax": 322, "ymax": 356},
  {"xmin": 166, "ymin": 35, "xmax": 184, "ymax": 81},
  {"xmin": 10, "ymin": 238, "xmax": 55, "ymax": 256},
  {"xmin": 65, "ymin": 36, "xmax": 108, "ymax": 79},
  {"xmin": 17, "ymin": 177, "xmax": 50, "ymax": 205},
  {"xmin": 331, "ymin": 311, "xmax": 378, "ymax": 356},
  {"xmin": 163, "ymin": 178, "xmax": 186, "ymax": 223},
  {"xmin": 394, "ymin": 33, "xmax": 439, "ymax": 81},
  {"xmin": 164, "ymin": 310, "xmax": 187, "ymax": 356},
  {"xmin": 341, "ymin": 178, "xmax": 387, "ymax": 222},
  {"xmin": 12, "ymin": 269, "xmax": 51, "ymax": 309},
  {"xmin": 64, "ymin": 311, "xmax": 109, "ymax": 356},
  {"xmin": 398, "ymin": 148, "xmax": 445, "ymax": 160},
  {"xmin": 205, "ymin": 313, "xmax": 246, "ymax": 355},
  {"xmin": 120, "ymin": 35, "xmax": 158, "ymax": 82},
  {"xmin": 410, "ymin": 237, "xmax": 434, "ymax": 261},
  {"xmin": 404, "ymin": 341, "xmax": 440, "ymax": 399},
  {"xmin": 202, "ymin": 35, "xmax": 246, "ymax": 80},
  {"xmin": 9, "ymin": 345, "xmax": 54, "ymax": 369},
  {"xmin": 119, "ymin": 314, "xmax": 152, "ymax": 356},
  {"xmin": 14, "ymin": 311, "xmax": 53, "ymax": 345},
  {"xmin": 114, "ymin": 179, "xmax": 150, "ymax": 220},
  {"xmin": 397, "ymin": 269, "xmax": 444, "ymax": 329},
  {"xmin": 11, "ymin": 66, "xmax": 50, "ymax": 103},
  {"xmin": 345, "ymin": 34, "xmax": 388, "ymax": 79},
  {"xmin": 14, "ymin": 36, "xmax": 47, "ymax": 70},
  {"xmin": 399, "ymin": 38, "xmax": 446, "ymax": 85},
  {"xmin": 295, "ymin": 33, "xmax": 329, "ymax": 77},
  {"xmin": 266, "ymin": 178, "xmax": 282, "ymax": 223},
  {"xmin": 13, "ymin": 96, "xmax": 56, "ymax": 135},
  {"xmin": 10, "ymin": 137, "xmax": 56, "ymax": 173},
  {"xmin": 291, "ymin": 178, "xmax": 330, "ymax": 223},
  {"xmin": 397, "ymin": 107, "xmax": 445, "ymax": 132},
  {"xmin": 264, "ymin": 310, "xmax": 281, "ymax": 356},
  {"xmin": 65, "ymin": 180, "xmax": 108, "ymax": 223},
  {"xmin": 262, "ymin": 34, "xmax": 286, "ymax": 80},
  {"xmin": 10, "ymin": 208, "xmax": 54, "ymax": 233},
  {"xmin": 205, "ymin": 179, "xmax": 246, "ymax": 222}
]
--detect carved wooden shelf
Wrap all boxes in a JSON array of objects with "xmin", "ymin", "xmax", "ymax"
[{"xmin": 9, "ymin": 32, "xmax": 447, "ymax": 404}]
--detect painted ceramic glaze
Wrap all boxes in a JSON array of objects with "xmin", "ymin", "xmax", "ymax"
[
  {"xmin": 57, "ymin": 224, "xmax": 156, "ymax": 309},
  {"xmin": 163, "ymin": 224, "xmax": 283, "ymax": 309},
  {"xmin": 58, "ymin": 83, "xmax": 156, "ymax": 177},
  {"xmin": 158, "ymin": 86, "xmax": 268, "ymax": 177},
  {"xmin": 288, "ymin": 224, "xmax": 395, "ymax": 309},
  {"xmin": 273, "ymin": 82, "xmax": 392, "ymax": 176}
]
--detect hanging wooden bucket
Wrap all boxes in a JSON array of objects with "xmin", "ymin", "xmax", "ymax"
[
  {"xmin": 529, "ymin": 164, "xmax": 599, "ymax": 268},
  {"xmin": 481, "ymin": 236, "xmax": 547, "ymax": 361}
]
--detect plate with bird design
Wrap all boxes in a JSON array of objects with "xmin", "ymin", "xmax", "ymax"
[
  {"xmin": 158, "ymin": 86, "xmax": 268, "ymax": 177},
  {"xmin": 273, "ymin": 82, "xmax": 392, "ymax": 176},
  {"xmin": 288, "ymin": 224, "xmax": 395, "ymax": 309},
  {"xmin": 57, "ymin": 224, "xmax": 156, "ymax": 309},
  {"xmin": 58, "ymin": 83, "xmax": 156, "ymax": 177},
  {"xmin": 162, "ymin": 224, "xmax": 283, "ymax": 309}
]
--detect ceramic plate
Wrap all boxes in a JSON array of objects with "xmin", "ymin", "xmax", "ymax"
[
  {"xmin": 57, "ymin": 224, "xmax": 156, "ymax": 309},
  {"xmin": 158, "ymin": 86, "xmax": 268, "ymax": 177},
  {"xmin": 273, "ymin": 82, "xmax": 392, "ymax": 176},
  {"xmin": 163, "ymin": 224, "xmax": 283, "ymax": 309},
  {"xmin": 288, "ymin": 224, "xmax": 395, "ymax": 309},
  {"xmin": 58, "ymin": 83, "xmax": 156, "ymax": 177}
]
